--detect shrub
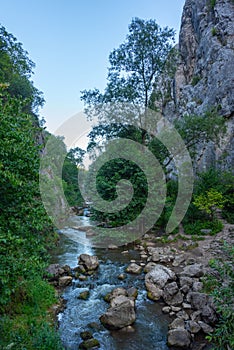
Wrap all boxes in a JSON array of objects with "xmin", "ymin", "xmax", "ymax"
[
  {"xmin": 183, "ymin": 219, "xmax": 223, "ymax": 236},
  {"xmin": 203, "ymin": 243, "xmax": 234, "ymax": 350},
  {"xmin": 193, "ymin": 188, "xmax": 225, "ymax": 219},
  {"xmin": 191, "ymin": 75, "xmax": 201, "ymax": 86}
]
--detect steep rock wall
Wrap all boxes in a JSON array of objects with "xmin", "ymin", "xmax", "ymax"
[{"xmin": 163, "ymin": 0, "xmax": 234, "ymax": 171}]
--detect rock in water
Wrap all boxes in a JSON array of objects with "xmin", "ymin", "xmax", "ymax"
[
  {"xmin": 58, "ymin": 276, "xmax": 72, "ymax": 287},
  {"xmin": 79, "ymin": 338, "xmax": 100, "ymax": 349},
  {"xmin": 78, "ymin": 290, "xmax": 90, "ymax": 300},
  {"xmin": 100, "ymin": 298, "xmax": 136, "ymax": 330},
  {"xmin": 126, "ymin": 263, "xmax": 142, "ymax": 274},
  {"xmin": 78, "ymin": 254, "xmax": 99, "ymax": 271}
]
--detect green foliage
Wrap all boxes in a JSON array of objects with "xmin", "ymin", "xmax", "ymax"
[
  {"xmin": 183, "ymin": 169, "xmax": 233, "ymax": 235},
  {"xmin": 191, "ymin": 75, "xmax": 201, "ymax": 86},
  {"xmin": 81, "ymin": 17, "xmax": 175, "ymax": 117},
  {"xmin": 0, "ymin": 25, "xmax": 44, "ymax": 112},
  {"xmin": 0, "ymin": 32, "xmax": 63, "ymax": 348},
  {"xmin": 210, "ymin": 0, "xmax": 217, "ymax": 9},
  {"xmin": 211, "ymin": 27, "xmax": 217, "ymax": 36},
  {"xmin": 174, "ymin": 109, "xmax": 226, "ymax": 161},
  {"xmin": 183, "ymin": 219, "xmax": 223, "ymax": 236},
  {"xmin": 0, "ymin": 317, "xmax": 64, "ymax": 350},
  {"xmin": 194, "ymin": 169, "xmax": 234, "ymax": 223},
  {"xmin": 62, "ymin": 147, "xmax": 85, "ymax": 207},
  {"xmin": 193, "ymin": 188, "xmax": 225, "ymax": 217},
  {"xmin": 87, "ymin": 158, "xmax": 148, "ymax": 227},
  {"xmin": 0, "ymin": 277, "xmax": 63, "ymax": 350},
  {"xmin": 203, "ymin": 243, "xmax": 234, "ymax": 350}
]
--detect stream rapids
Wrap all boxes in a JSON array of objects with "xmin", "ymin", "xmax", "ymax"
[{"xmin": 51, "ymin": 215, "xmax": 170, "ymax": 350}]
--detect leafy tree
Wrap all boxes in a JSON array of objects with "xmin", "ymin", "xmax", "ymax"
[
  {"xmin": 81, "ymin": 17, "xmax": 175, "ymax": 123},
  {"xmin": 81, "ymin": 18, "xmax": 227, "ymax": 231},
  {"xmin": 62, "ymin": 147, "xmax": 85, "ymax": 207},
  {"xmin": 0, "ymin": 25, "xmax": 44, "ymax": 113},
  {"xmin": 0, "ymin": 27, "xmax": 63, "ymax": 348}
]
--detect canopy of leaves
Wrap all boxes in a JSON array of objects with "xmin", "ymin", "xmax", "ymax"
[
  {"xmin": 0, "ymin": 25, "xmax": 44, "ymax": 113},
  {"xmin": 81, "ymin": 17, "xmax": 175, "ymax": 122}
]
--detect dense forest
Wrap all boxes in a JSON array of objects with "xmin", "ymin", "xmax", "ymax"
[
  {"xmin": 0, "ymin": 8, "xmax": 233, "ymax": 350},
  {"xmin": 0, "ymin": 25, "xmax": 84, "ymax": 349}
]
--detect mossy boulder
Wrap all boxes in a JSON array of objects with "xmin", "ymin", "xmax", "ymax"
[
  {"xmin": 78, "ymin": 290, "xmax": 90, "ymax": 300},
  {"xmin": 79, "ymin": 338, "xmax": 100, "ymax": 349}
]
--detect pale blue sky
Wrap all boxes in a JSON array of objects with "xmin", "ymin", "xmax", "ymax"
[{"xmin": 0, "ymin": 0, "xmax": 185, "ymax": 132}]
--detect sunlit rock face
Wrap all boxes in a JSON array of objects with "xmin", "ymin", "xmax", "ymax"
[{"xmin": 162, "ymin": 0, "xmax": 234, "ymax": 171}]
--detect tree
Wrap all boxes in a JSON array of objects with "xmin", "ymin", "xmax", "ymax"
[
  {"xmin": 81, "ymin": 17, "xmax": 175, "ymax": 123},
  {"xmin": 80, "ymin": 18, "xmax": 226, "ymax": 234},
  {"xmin": 193, "ymin": 188, "xmax": 225, "ymax": 219},
  {"xmin": 0, "ymin": 25, "xmax": 44, "ymax": 113},
  {"xmin": 62, "ymin": 147, "xmax": 86, "ymax": 206}
]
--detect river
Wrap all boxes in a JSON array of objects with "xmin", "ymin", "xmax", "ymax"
[{"xmin": 51, "ymin": 215, "xmax": 171, "ymax": 350}]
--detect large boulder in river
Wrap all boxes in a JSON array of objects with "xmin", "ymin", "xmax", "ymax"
[
  {"xmin": 145, "ymin": 264, "xmax": 176, "ymax": 301},
  {"xmin": 78, "ymin": 254, "xmax": 99, "ymax": 272},
  {"xmin": 167, "ymin": 328, "xmax": 191, "ymax": 348},
  {"xmin": 100, "ymin": 297, "xmax": 136, "ymax": 330}
]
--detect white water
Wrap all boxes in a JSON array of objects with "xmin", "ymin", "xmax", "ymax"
[{"xmin": 52, "ymin": 216, "xmax": 170, "ymax": 350}]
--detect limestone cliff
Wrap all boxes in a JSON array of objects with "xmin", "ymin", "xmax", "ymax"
[{"xmin": 163, "ymin": 0, "xmax": 234, "ymax": 171}]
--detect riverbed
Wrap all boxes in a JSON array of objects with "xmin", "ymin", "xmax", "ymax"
[{"xmin": 51, "ymin": 215, "xmax": 171, "ymax": 350}]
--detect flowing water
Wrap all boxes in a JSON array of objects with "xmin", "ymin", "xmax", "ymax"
[{"xmin": 51, "ymin": 215, "xmax": 170, "ymax": 350}]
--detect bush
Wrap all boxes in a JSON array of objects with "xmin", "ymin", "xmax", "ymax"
[
  {"xmin": 183, "ymin": 219, "xmax": 223, "ymax": 236},
  {"xmin": 203, "ymin": 243, "xmax": 234, "ymax": 350}
]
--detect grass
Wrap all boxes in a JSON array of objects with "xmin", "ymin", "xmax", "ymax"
[{"xmin": 0, "ymin": 276, "xmax": 64, "ymax": 350}]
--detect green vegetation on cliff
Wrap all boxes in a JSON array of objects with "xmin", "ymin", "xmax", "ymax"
[{"xmin": 0, "ymin": 25, "xmax": 63, "ymax": 349}]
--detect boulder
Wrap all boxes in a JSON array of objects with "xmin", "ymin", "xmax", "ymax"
[
  {"xmin": 163, "ymin": 282, "xmax": 184, "ymax": 306},
  {"xmin": 172, "ymin": 255, "xmax": 185, "ymax": 267},
  {"xmin": 46, "ymin": 264, "xmax": 65, "ymax": 280},
  {"xmin": 80, "ymin": 331, "xmax": 93, "ymax": 341},
  {"xmin": 168, "ymin": 328, "xmax": 191, "ymax": 348},
  {"xmin": 169, "ymin": 318, "xmax": 185, "ymax": 329},
  {"xmin": 78, "ymin": 290, "xmax": 90, "ymax": 300},
  {"xmin": 62, "ymin": 264, "xmax": 72, "ymax": 276},
  {"xmin": 162, "ymin": 306, "xmax": 171, "ymax": 314},
  {"xmin": 110, "ymin": 295, "xmax": 130, "ymax": 308},
  {"xmin": 100, "ymin": 298, "xmax": 136, "ymax": 330},
  {"xmin": 145, "ymin": 264, "xmax": 176, "ymax": 301},
  {"xmin": 109, "ymin": 287, "xmax": 127, "ymax": 300},
  {"xmin": 179, "ymin": 276, "xmax": 193, "ymax": 287},
  {"xmin": 78, "ymin": 254, "xmax": 99, "ymax": 271},
  {"xmin": 180, "ymin": 264, "xmax": 204, "ymax": 278},
  {"xmin": 176, "ymin": 310, "xmax": 189, "ymax": 320},
  {"xmin": 188, "ymin": 292, "xmax": 207, "ymax": 309},
  {"xmin": 127, "ymin": 287, "xmax": 138, "ymax": 299},
  {"xmin": 79, "ymin": 338, "xmax": 100, "ymax": 349},
  {"xmin": 126, "ymin": 263, "xmax": 142, "ymax": 274},
  {"xmin": 144, "ymin": 262, "xmax": 157, "ymax": 273},
  {"xmin": 187, "ymin": 320, "xmax": 201, "ymax": 334},
  {"xmin": 58, "ymin": 276, "xmax": 72, "ymax": 287},
  {"xmin": 192, "ymin": 281, "xmax": 203, "ymax": 292},
  {"xmin": 188, "ymin": 292, "xmax": 217, "ymax": 323},
  {"xmin": 198, "ymin": 321, "xmax": 214, "ymax": 334}
]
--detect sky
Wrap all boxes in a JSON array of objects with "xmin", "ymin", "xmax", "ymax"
[{"xmin": 0, "ymin": 0, "xmax": 185, "ymax": 134}]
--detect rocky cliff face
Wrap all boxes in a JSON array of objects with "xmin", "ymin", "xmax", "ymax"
[{"xmin": 163, "ymin": 0, "xmax": 234, "ymax": 171}]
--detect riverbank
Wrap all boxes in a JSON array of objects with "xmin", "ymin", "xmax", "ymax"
[{"xmin": 49, "ymin": 216, "xmax": 233, "ymax": 349}]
